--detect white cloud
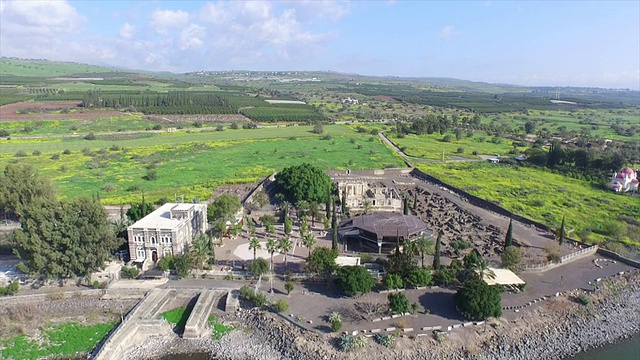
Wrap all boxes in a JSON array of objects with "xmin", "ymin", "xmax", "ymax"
[
  {"xmin": 148, "ymin": 9, "xmax": 189, "ymax": 34},
  {"xmin": 439, "ymin": 26, "xmax": 460, "ymax": 40},
  {"xmin": 178, "ymin": 24, "xmax": 205, "ymax": 50},
  {"xmin": 0, "ymin": 0, "xmax": 85, "ymax": 58},
  {"xmin": 119, "ymin": 23, "xmax": 135, "ymax": 39}
]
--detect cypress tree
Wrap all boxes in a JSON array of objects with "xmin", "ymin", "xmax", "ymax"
[
  {"xmin": 325, "ymin": 191, "xmax": 331, "ymax": 220},
  {"xmin": 505, "ymin": 218, "xmax": 513, "ymax": 250},
  {"xmin": 413, "ymin": 193, "xmax": 417, "ymax": 210},
  {"xmin": 433, "ymin": 231, "xmax": 442, "ymax": 270},
  {"xmin": 559, "ymin": 216, "xmax": 565, "ymax": 246},
  {"xmin": 403, "ymin": 197, "xmax": 409, "ymax": 215},
  {"xmin": 331, "ymin": 201, "xmax": 338, "ymax": 252},
  {"xmin": 341, "ymin": 189, "xmax": 347, "ymax": 215}
]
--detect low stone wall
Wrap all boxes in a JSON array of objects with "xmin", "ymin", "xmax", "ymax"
[
  {"xmin": 183, "ymin": 290, "xmax": 220, "ymax": 339},
  {"xmin": 596, "ymin": 248, "xmax": 640, "ymax": 268},
  {"xmin": 0, "ymin": 288, "xmax": 104, "ymax": 306}
]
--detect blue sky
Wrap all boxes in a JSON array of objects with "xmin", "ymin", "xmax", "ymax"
[{"xmin": 1, "ymin": 0, "xmax": 638, "ymax": 89}]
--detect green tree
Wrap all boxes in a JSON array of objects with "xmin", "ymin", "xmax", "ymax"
[
  {"xmin": 174, "ymin": 254, "xmax": 193, "ymax": 278},
  {"xmin": 299, "ymin": 216, "xmax": 309, "ymax": 237},
  {"xmin": 207, "ymin": 194, "xmax": 241, "ymax": 223},
  {"xmin": 278, "ymin": 237, "xmax": 293, "ymax": 267},
  {"xmin": 406, "ymin": 267, "xmax": 433, "ymax": 287},
  {"xmin": 501, "ymin": 246, "xmax": 523, "ymax": 273},
  {"xmin": 505, "ymin": 218, "xmax": 513, "ymax": 250},
  {"xmin": 331, "ymin": 200, "xmax": 339, "ymax": 251},
  {"xmin": 403, "ymin": 197, "xmax": 409, "ymax": 215},
  {"xmin": 126, "ymin": 202, "xmax": 154, "ymax": 222},
  {"xmin": 335, "ymin": 265, "xmax": 375, "ymax": 296},
  {"xmin": 454, "ymin": 279, "xmax": 502, "ymax": 321},
  {"xmin": 468, "ymin": 256, "xmax": 496, "ymax": 281},
  {"xmin": 284, "ymin": 216, "xmax": 293, "ymax": 236},
  {"xmin": 306, "ymin": 247, "xmax": 337, "ymax": 277},
  {"xmin": 266, "ymin": 238, "xmax": 278, "ymax": 270},
  {"xmin": 433, "ymin": 232, "xmax": 442, "ymax": 270},
  {"xmin": 388, "ymin": 292, "xmax": 410, "ymax": 314},
  {"xmin": 308, "ymin": 201, "xmax": 321, "ymax": 227},
  {"xmin": 302, "ymin": 233, "xmax": 317, "ymax": 256},
  {"xmin": 253, "ymin": 190, "xmax": 269, "ymax": 209},
  {"xmin": 415, "ymin": 235, "xmax": 434, "ymax": 268},
  {"xmin": 249, "ymin": 257, "xmax": 269, "ymax": 280},
  {"xmin": 0, "ymin": 164, "xmax": 55, "ymax": 218},
  {"xmin": 190, "ymin": 234, "xmax": 213, "ymax": 270},
  {"xmin": 384, "ymin": 274, "xmax": 404, "ymax": 290},
  {"xmin": 274, "ymin": 163, "xmax": 333, "ymax": 204},
  {"xmin": 13, "ymin": 196, "xmax": 119, "ymax": 279},
  {"xmin": 547, "ymin": 140, "xmax": 563, "ymax": 168},
  {"xmin": 249, "ymin": 237, "xmax": 261, "ymax": 260}
]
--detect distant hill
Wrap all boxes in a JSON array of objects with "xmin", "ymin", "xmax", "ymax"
[{"xmin": 0, "ymin": 58, "xmax": 118, "ymax": 77}]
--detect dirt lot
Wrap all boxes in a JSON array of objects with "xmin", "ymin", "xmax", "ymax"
[{"xmin": 0, "ymin": 101, "xmax": 129, "ymax": 122}]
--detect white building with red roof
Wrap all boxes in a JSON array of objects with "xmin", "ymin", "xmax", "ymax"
[{"xmin": 609, "ymin": 167, "xmax": 639, "ymax": 193}]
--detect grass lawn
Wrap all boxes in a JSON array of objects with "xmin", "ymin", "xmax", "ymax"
[
  {"xmin": 416, "ymin": 162, "xmax": 640, "ymax": 245},
  {"xmin": 1, "ymin": 127, "xmax": 404, "ymax": 205},
  {"xmin": 1, "ymin": 115, "xmax": 159, "ymax": 136},
  {"xmin": 159, "ymin": 307, "xmax": 193, "ymax": 334},
  {"xmin": 392, "ymin": 131, "xmax": 528, "ymax": 160},
  {"xmin": 0, "ymin": 322, "xmax": 115, "ymax": 360},
  {"xmin": 208, "ymin": 315, "xmax": 233, "ymax": 340}
]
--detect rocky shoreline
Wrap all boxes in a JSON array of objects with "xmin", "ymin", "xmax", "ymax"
[{"xmin": 123, "ymin": 272, "xmax": 640, "ymax": 360}]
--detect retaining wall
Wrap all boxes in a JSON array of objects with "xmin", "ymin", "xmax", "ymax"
[
  {"xmin": 0, "ymin": 288, "xmax": 104, "ymax": 306},
  {"xmin": 183, "ymin": 290, "xmax": 219, "ymax": 339},
  {"xmin": 524, "ymin": 245, "xmax": 599, "ymax": 273},
  {"xmin": 596, "ymin": 248, "xmax": 640, "ymax": 269}
]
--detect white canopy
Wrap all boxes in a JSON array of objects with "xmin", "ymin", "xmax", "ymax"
[{"xmin": 483, "ymin": 268, "xmax": 526, "ymax": 286}]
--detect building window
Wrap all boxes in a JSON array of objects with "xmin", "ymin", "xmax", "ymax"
[
  {"xmin": 150, "ymin": 236, "xmax": 157, "ymax": 244},
  {"xmin": 134, "ymin": 234, "xmax": 144, "ymax": 244},
  {"xmin": 161, "ymin": 235, "xmax": 172, "ymax": 244},
  {"xmin": 136, "ymin": 247, "xmax": 146, "ymax": 259},
  {"xmin": 163, "ymin": 248, "xmax": 172, "ymax": 256}
]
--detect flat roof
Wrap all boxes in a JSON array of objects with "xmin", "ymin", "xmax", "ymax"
[
  {"xmin": 349, "ymin": 213, "xmax": 430, "ymax": 240},
  {"xmin": 483, "ymin": 268, "xmax": 526, "ymax": 286},
  {"xmin": 129, "ymin": 203, "xmax": 205, "ymax": 230}
]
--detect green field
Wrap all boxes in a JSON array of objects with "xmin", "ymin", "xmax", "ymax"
[
  {"xmin": 0, "ymin": 126, "xmax": 404, "ymax": 204},
  {"xmin": 0, "ymin": 322, "xmax": 115, "ymax": 360},
  {"xmin": 416, "ymin": 162, "xmax": 640, "ymax": 245},
  {"xmin": 0, "ymin": 115, "xmax": 161, "ymax": 136},
  {"xmin": 390, "ymin": 131, "xmax": 528, "ymax": 160},
  {"xmin": 159, "ymin": 307, "xmax": 193, "ymax": 334},
  {"xmin": 0, "ymin": 58, "xmax": 116, "ymax": 77}
]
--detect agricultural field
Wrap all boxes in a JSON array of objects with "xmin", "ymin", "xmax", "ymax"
[
  {"xmin": 416, "ymin": 162, "xmax": 640, "ymax": 246},
  {"xmin": 0, "ymin": 322, "xmax": 115, "ymax": 360},
  {"xmin": 0, "ymin": 58, "xmax": 116, "ymax": 77},
  {"xmin": 0, "ymin": 125, "xmax": 404, "ymax": 205}
]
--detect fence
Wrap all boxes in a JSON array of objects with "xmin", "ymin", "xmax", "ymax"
[{"xmin": 524, "ymin": 245, "xmax": 598, "ymax": 273}]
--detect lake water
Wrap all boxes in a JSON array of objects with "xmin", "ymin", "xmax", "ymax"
[
  {"xmin": 158, "ymin": 335, "xmax": 640, "ymax": 360},
  {"xmin": 570, "ymin": 334, "xmax": 640, "ymax": 360}
]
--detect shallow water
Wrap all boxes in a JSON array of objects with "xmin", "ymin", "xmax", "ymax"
[{"xmin": 569, "ymin": 334, "xmax": 640, "ymax": 360}]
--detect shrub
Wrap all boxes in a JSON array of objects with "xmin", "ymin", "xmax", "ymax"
[
  {"xmin": 32, "ymin": 150, "xmax": 41, "ymax": 156},
  {"xmin": 577, "ymin": 293, "xmax": 591, "ymax": 306},
  {"xmin": 152, "ymin": 124, "xmax": 162, "ymax": 130},
  {"xmin": 14, "ymin": 150, "xmax": 27, "ymax": 157},
  {"xmin": 284, "ymin": 282, "xmax": 294, "ymax": 295},
  {"xmin": 472, "ymin": 150, "xmax": 479, "ymax": 155},
  {"xmin": 374, "ymin": 332, "xmax": 395, "ymax": 348},
  {"xmin": 275, "ymin": 299, "xmax": 289, "ymax": 312},
  {"xmin": 144, "ymin": 170, "xmax": 158, "ymax": 181},
  {"xmin": 84, "ymin": 133, "xmax": 96, "ymax": 140},
  {"xmin": 338, "ymin": 333, "xmax": 355, "ymax": 352},
  {"xmin": 63, "ymin": 149, "xmax": 71, "ymax": 155},
  {"xmin": 443, "ymin": 135, "xmax": 452, "ymax": 142},
  {"xmin": 388, "ymin": 292, "xmax": 410, "ymax": 314},
  {"xmin": 384, "ymin": 274, "xmax": 404, "ymax": 290},
  {"xmin": 456, "ymin": 147, "xmax": 465, "ymax": 154},
  {"xmin": 121, "ymin": 266, "xmax": 140, "ymax": 279},
  {"xmin": 0, "ymin": 129, "xmax": 10, "ymax": 137},
  {"xmin": 102, "ymin": 183, "xmax": 116, "ymax": 192},
  {"xmin": 322, "ymin": 134, "xmax": 332, "ymax": 140},
  {"xmin": 0, "ymin": 281, "xmax": 19, "ymax": 296},
  {"xmin": 450, "ymin": 239, "xmax": 472, "ymax": 250},
  {"xmin": 50, "ymin": 154, "xmax": 60, "ymax": 160},
  {"xmin": 330, "ymin": 319, "xmax": 342, "ymax": 332},
  {"xmin": 216, "ymin": 125, "xmax": 224, "ymax": 131}
]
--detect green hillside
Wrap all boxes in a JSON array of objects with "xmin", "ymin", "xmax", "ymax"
[{"xmin": 0, "ymin": 58, "xmax": 116, "ymax": 77}]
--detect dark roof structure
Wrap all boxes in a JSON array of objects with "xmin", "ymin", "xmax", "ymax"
[{"xmin": 347, "ymin": 213, "xmax": 430, "ymax": 240}]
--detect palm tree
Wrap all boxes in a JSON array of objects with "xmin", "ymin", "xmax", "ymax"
[
  {"xmin": 363, "ymin": 198, "xmax": 373, "ymax": 215},
  {"xmin": 403, "ymin": 240, "xmax": 416, "ymax": 257},
  {"xmin": 190, "ymin": 234, "xmax": 211, "ymax": 271},
  {"xmin": 296, "ymin": 200, "xmax": 309, "ymax": 221},
  {"xmin": 249, "ymin": 237, "xmax": 261, "ymax": 260},
  {"xmin": 308, "ymin": 201, "xmax": 320, "ymax": 227},
  {"xmin": 302, "ymin": 233, "xmax": 317, "ymax": 257},
  {"xmin": 416, "ymin": 235, "xmax": 435, "ymax": 268},
  {"xmin": 471, "ymin": 258, "xmax": 496, "ymax": 281},
  {"xmin": 266, "ymin": 238, "xmax": 278, "ymax": 270},
  {"xmin": 280, "ymin": 201, "xmax": 291, "ymax": 219},
  {"xmin": 278, "ymin": 237, "xmax": 293, "ymax": 267}
]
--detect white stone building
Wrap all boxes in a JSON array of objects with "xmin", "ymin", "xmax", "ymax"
[
  {"xmin": 127, "ymin": 203, "xmax": 207, "ymax": 270},
  {"xmin": 609, "ymin": 167, "xmax": 639, "ymax": 193}
]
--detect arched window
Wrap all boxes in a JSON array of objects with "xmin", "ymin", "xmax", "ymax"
[
  {"xmin": 134, "ymin": 234, "xmax": 144, "ymax": 244},
  {"xmin": 150, "ymin": 236, "xmax": 157, "ymax": 244},
  {"xmin": 136, "ymin": 247, "xmax": 146, "ymax": 259}
]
